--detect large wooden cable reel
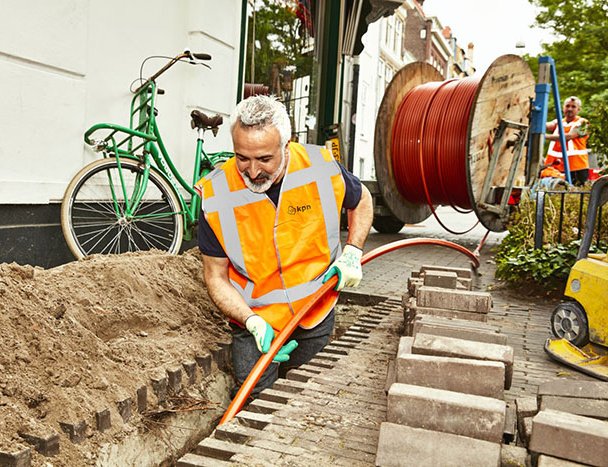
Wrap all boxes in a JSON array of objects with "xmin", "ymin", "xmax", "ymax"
[{"xmin": 373, "ymin": 55, "xmax": 535, "ymax": 232}]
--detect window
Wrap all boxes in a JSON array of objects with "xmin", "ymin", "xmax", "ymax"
[{"xmin": 395, "ymin": 17, "xmax": 403, "ymax": 57}]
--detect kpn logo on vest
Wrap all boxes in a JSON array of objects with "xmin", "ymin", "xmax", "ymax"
[{"xmin": 287, "ymin": 204, "xmax": 312, "ymax": 215}]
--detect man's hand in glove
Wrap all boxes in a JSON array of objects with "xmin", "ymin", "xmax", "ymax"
[
  {"xmin": 245, "ymin": 314, "xmax": 298, "ymax": 363},
  {"xmin": 322, "ymin": 244, "xmax": 363, "ymax": 291}
]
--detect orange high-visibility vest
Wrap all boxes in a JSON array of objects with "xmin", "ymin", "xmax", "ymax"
[
  {"xmin": 197, "ymin": 142, "xmax": 346, "ymax": 331},
  {"xmin": 545, "ymin": 116, "xmax": 589, "ymax": 172}
]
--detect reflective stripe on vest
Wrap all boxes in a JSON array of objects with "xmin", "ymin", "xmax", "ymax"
[
  {"xmin": 202, "ymin": 144, "xmax": 342, "ymax": 309},
  {"xmin": 547, "ymin": 119, "xmax": 589, "ymax": 158}
]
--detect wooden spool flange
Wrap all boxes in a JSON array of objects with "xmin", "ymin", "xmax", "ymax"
[
  {"xmin": 466, "ymin": 54, "xmax": 535, "ymax": 231},
  {"xmin": 373, "ymin": 55, "xmax": 535, "ymax": 232}
]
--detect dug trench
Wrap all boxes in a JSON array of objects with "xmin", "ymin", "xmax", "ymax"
[{"xmin": 0, "ymin": 249, "xmax": 374, "ymax": 466}]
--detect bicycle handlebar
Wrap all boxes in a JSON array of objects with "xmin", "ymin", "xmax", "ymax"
[{"xmin": 133, "ymin": 51, "xmax": 211, "ymax": 94}]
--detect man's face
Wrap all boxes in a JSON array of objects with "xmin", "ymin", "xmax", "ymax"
[
  {"xmin": 232, "ymin": 124, "xmax": 288, "ymax": 193},
  {"xmin": 563, "ymin": 100, "xmax": 580, "ymax": 121}
]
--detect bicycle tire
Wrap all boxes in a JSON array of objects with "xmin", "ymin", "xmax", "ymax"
[{"xmin": 61, "ymin": 158, "xmax": 184, "ymax": 259}]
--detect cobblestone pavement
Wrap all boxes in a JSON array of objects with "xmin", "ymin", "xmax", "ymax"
[
  {"xmin": 180, "ymin": 299, "xmax": 405, "ymax": 466},
  {"xmin": 178, "ymin": 212, "xmax": 596, "ymax": 466}
]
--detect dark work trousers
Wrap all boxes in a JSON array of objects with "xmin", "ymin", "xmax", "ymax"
[{"xmin": 230, "ymin": 310, "xmax": 335, "ymax": 399}]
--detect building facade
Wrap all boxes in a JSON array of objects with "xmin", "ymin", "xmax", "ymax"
[{"xmin": 351, "ymin": 0, "xmax": 474, "ymax": 181}]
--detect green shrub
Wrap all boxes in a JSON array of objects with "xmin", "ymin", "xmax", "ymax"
[{"xmin": 495, "ymin": 189, "xmax": 608, "ymax": 290}]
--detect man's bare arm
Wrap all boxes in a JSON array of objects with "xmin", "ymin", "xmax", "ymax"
[
  {"xmin": 346, "ymin": 184, "xmax": 374, "ymax": 249},
  {"xmin": 202, "ymin": 254, "xmax": 254, "ymax": 325}
]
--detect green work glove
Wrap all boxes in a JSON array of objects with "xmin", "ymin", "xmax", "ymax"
[
  {"xmin": 245, "ymin": 314, "xmax": 274, "ymax": 353},
  {"xmin": 273, "ymin": 339, "xmax": 299, "ymax": 363},
  {"xmin": 245, "ymin": 314, "xmax": 299, "ymax": 363},
  {"xmin": 323, "ymin": 244, "xmax": 363, "ymax": 291}
]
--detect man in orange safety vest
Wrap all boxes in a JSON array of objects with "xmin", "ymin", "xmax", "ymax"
[
  {"xmin": 196, "ymin": 95, "xmax": 373, "ymax": 398},
  {"xmin": 541, "ymin": 96, "xmax": 590, "ymax": 185}
]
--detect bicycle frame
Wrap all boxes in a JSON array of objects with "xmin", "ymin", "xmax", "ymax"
[{"xmin": 83, "ymin": 79, "xmax": 228, "ymax": 240}]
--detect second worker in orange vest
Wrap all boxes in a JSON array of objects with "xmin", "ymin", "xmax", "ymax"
[
  {"xmin": 197, "ymin": 95, "xmax": 373, "ymax": 398},
  {"xmin": 541, "ymin": 95, "xmax": 590, "ymax": 185}
]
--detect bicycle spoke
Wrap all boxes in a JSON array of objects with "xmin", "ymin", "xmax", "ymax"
[
  {"xmin": 81, "ymin": 224, "xmax": 121, "ymax": 254},
  {"xmin": 130, "ymin": 221, "xmax": 173, "ymax": 249}
]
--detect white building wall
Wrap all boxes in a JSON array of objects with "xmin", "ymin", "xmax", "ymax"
[
  {"xmin": 0, "ymin": 0, "xmax": 242, "ymax": 204},
  {"xmin": 352, "ymin": 20, "xmax": 381, "ymax": 181}
]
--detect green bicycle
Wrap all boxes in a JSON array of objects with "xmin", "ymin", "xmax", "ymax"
[{"xmin": 61, "ymin": 51, "xmax": 231, "ymax": 259}]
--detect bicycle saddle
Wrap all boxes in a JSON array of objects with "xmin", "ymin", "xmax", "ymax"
[{"xmin": 190, "ymin": 110, "xmax": 223, "ymax": 131}]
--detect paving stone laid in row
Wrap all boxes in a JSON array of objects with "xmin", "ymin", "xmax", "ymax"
[
  {"xmin": 529, "ymin": 409, "xmax": 608, "ymax": 466},
  {"xmin": 177, "ymin": 298, "xmax": 404, "ymax": 466}
]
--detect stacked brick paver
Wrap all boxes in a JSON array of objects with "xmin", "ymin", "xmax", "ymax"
[{"xmin": 359, "ymin": 233, "xmax": 596, "ymax": 402}]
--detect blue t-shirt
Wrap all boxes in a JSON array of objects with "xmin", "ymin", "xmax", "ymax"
[{"xmin": 198, "ymin": 163, "xmax": 362, "ymax": 257}]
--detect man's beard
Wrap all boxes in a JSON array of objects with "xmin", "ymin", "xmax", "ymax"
[{"xmin": 241, "ymin": 151, "xmax": 287, "ymax": 193}]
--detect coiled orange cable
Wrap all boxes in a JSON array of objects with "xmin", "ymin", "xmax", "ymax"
[{"xmin": 391, "ymin": 76, "xmax": 481, "ymax": 234}]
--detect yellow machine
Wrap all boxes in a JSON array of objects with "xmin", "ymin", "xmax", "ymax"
[{"xmin": 545, "ymin": 176, "xmax": 608, "ymax": 380}]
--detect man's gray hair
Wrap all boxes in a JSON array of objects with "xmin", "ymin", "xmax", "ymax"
[
  {"xmin": 230, "ymin": 95, "xmax": 292, "ymax": 148},
  {"xmin": 565, "ymin": 96, "xmax": 582, "ymax": 108}
]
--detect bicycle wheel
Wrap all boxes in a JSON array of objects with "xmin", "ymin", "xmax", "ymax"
[{"xmin": 61, "ymin": 158, "xmax": 184, "ymax": 259}]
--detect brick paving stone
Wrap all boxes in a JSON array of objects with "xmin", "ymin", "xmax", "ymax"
[
  {"xmin": 322, "ymin": 345, "xmax": 349, "ymax": 356},
  {"xmin": 412, "ymin": 332, "xmax": 514, "ymax": 389},
  {"xmin": 272, "ymin": 378, "xmax": 309, "ymax": 393},
  {"xmin": 195, "ymin": 437, "xmax": 247, "ymax": 460},
  {"xmin": 257, "ymin": 388, "xmax": 294, "ymax": 404},
  {"xmin": 246, "ymin": 398, "xmax": 285, "ymax": 415},
  {"xmin": 58, "ymin": 420, "xmax": 87, "ymax": 444},
  {"xmin": 313, "ymin": 352, "xmax": 341, "ymax": 362},
  {"xmin": 116, "ymin": 397, "xmax": 132, "ymax": 423},
  {"xmin": 343, "ymin": 331, "xmax": 370, "ymax": 339},
  {"xmin": 417, "ymin": 286, "xmax": 492, "ymax": 313},
  {"xmin": 225, "ymin": 445, "xmax": 285, "ymax": 465},
  {"xmin": 540, "ymin": 395, "xmax": 608, "ymax": 420},
  {"xmin": 0, "ymin": 447, "xmax": 31, "ymax": 467},
  {"xmin": 501, "ymin": 444, "xmax": 529, "ymax": 467},
  {"xmin": 213, "ymin": 421, "xmax": 263, "ymax": 444},
  {"xmin": 176, "ymin": 453, "xmax": 232, "ymax": 467},
  {"xmin": 305, "ymin": 358, "xmax": 335, "ymax": 370},
  {"xmin": 285, "ymin": 368, "xmax": 317, "ymax": 383},
  {"xmin": 387, "ymin": 383, "xmax": 506, "ymax": 442},
  {"xmin": 423, "ymin": 270, "xmax": 458, "ymax": 289},
  {"xmin": 136, "ymin": 385, "xmax": 147, "ymax": 413},
  {"xmin": 17, "ymin": 430, "xmax": 60, "ymax": 457},
  {"xmin": 235, "ymin": 411, "xmax": 273, "ymax": 430},
  {"xmin": 195, "ymin": 353, "xmax": 212, "ymax": 376},
  {"xmin": 414, "ymin": 314, "xmax": 501, "ymax": 332},
  {"xmin": 289, "ymin": 437, "xmax": 375, "ymax": 464},
  {"xmin": 538, "ymin": 380, "xmax": 608, "ymax": 399},
  {"xmin": 182, "ymin": 360, "xmax": 197, "ymax": 385},
  {"xmin": 409, "ymin": 298, "xmax": 489, "ymax": 322},
  {"xmin": 516, "ymin": 396, "xmax": 539, "ymax": 424},
  {"xmin": 536, "ymin": 454, "xmax": 587, "ymax": 466},
  {"xmin": 95, "ymin": 408, "xmax": 111, "ymax": 432},
  {"xmin": 167, "ymin": 367, "xmax": 183, "ymax": 394},
  {"xmin": 395, "ymin": 352, "xmax": 505, "ymax": 399},
  {"xmin": 420, "ymin": 264, "xmax": 472, "ymax": 278},
  {"xmin": 338, "ymin": 336, "xmax": 363, "ymax": 344},
  {"xmin": 412, "ymin": 320, "xmax": 508, "ymax": 345},
  {"xmin": 150, "ymin": 375, "xmax": 168, "ymax": 404},
  {"xmin": 247, "ymin": 438, "xmax": 307, "ymax": 456},
  {"xmin": 376, "ymin": 422, "xmax": 501, "ymax": 467},
  {"xmin": 529, "ymin": 409, "xmax": 608, "ymax": 465},
  {"xmin": 504, "ymin": 403, "xmax": 517, "ymax": 443}
]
